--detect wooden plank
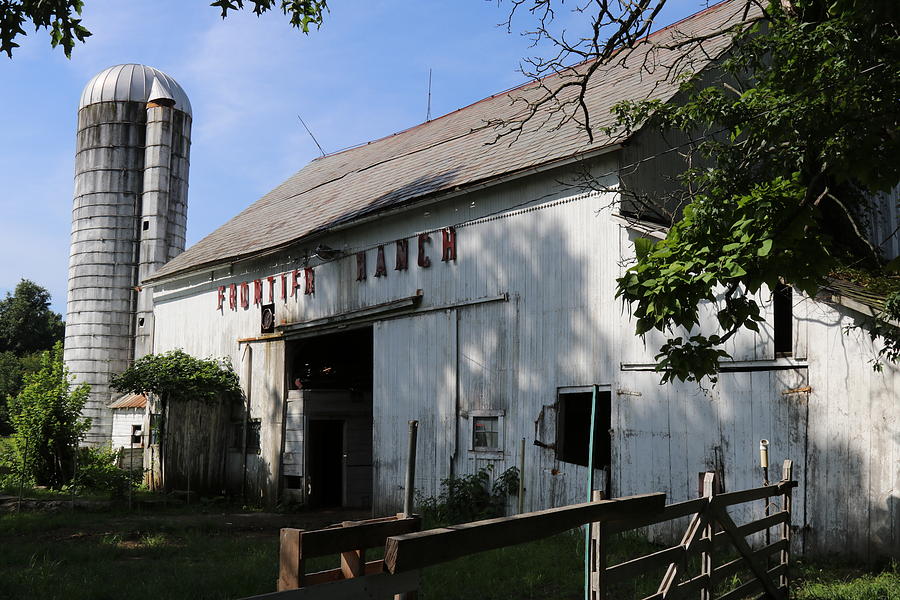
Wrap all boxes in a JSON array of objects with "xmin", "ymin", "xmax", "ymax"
[
  {"xmin": 297, "ymin": 517, "xmax": 421, "ymax": 558},
  {"xmin": 606, "ymin": 545, "xmax": 686, "ymax": 585},
  {"xmin": 340, "ymin": 549, "xmax": 364, "ymax": 579},
  {"xmin": 303, "ymin": 560, "xmax": 384, "ymax": 586},
  {"xmin": 606, "ymin": 498, "xmax": 707, "ymax": 535},
  {"xmin": 278, "ymin": 528, "xmax": 303, "ymax": 591},
  {"xmin": 780, "ymin": 460, "xmax": 793, "ymax": 591},
  {"xmin": 242, "ymin": 570, "xmax": 420, "ymax": 600},
  {"xmin": 712, "ymin": 512, "xmax": 788, "ymax": 548},
  {"xmin": 714, "ymin": 481, "xmax": 797, "ymax": 507},
  {"xmin": 675, "ymin": 573, "xmax": 709, "ymax": 599},
  {"xmin": 713, "ymin": 506, "xmax": 785, "ymax": 600},
  {"xmin": 712, "ymin": 540, "xmax": 788, "ymax": 583},
  {"xmin": 385, "ymin": 493, "xmax": 666, "ymax": 574},
  {"xmin": 658, "ymin": 509, "xmax": 708, "ymax": 598},
  {"xmin": 592, "ymin": 489, "xmax": 607, "ymax": 600},
  {"xmin": 700, "ymin": 473, "xmax": 716, "ymax": 600},
  {"xmin": 715, "ymin": 565, "xmax": 786, "ymax": 600}
]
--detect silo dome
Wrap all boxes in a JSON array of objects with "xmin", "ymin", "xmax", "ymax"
[{"xmin": 79, "ymin": 63, "xmax": 192, "ymax": 116}]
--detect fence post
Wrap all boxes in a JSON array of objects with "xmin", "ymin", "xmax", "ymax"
[
  {"xmin": 278, "ymin": 528, "xmax": 303, "ymax": 591},
  {"xmin": 590, "ymin": 490, "xmax": 607, "ymax": 600},
  {"xmin": 780, "ymin": 460, "xmax": 793, "ymax": 596},
  {"xmin": 700, "ymin": 471, "xmax": 717, "ymax": 600}
]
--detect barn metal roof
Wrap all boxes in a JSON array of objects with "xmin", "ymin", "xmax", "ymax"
[
  {"xmin": 148, "ymin": 1, "xmax": 746, "ymax": 283},
  {"xmin": 79, "ymin": 64, "xmax": 192, "ymax": 115}
]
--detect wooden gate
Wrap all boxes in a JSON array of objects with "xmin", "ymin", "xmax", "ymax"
[{"xmin": 592, "ymin": 460, "xmax": 796, "ymax": 600}]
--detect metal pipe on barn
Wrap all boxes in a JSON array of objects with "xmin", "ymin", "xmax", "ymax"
[
  {"xmin": 403, "ymin": 420, "xmax": 419, "ymax": 517},
  {"xmin": 585, "ymin": 384, "xmax": 599, "ymax": 600}
]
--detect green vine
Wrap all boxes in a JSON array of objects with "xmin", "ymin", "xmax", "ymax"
[{"xmin": 110, "ymin": 350, "xmax": 242, "ymax": 405}]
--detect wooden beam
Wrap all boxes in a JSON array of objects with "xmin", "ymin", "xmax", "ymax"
[
  {"xmin": 302, "ymin": 560, "xmax": 385, "ymax": 587},
  {"xmin": 712, "ymin": 540, "xmax": 788, "ymax": 584},
  {"xmin": 384, "ymin": 493, "xmax": 665, "ymax": 574},
  {"xmin": 714, "ymin": 481, "xmax": 796, "ymax": 507},
  {"xmin": 713, "ymin": 505, "xmax": 785, "ymax": 600},
  {"xmin": 278, "ymin": 528, "xmax": 303, "ymax": 591},
  {"xmin": 294, "ymin": 516, "xmax": 421, "ymax": 558},
  {"xmin": 605, "ymin": 497, "xmax": 706, "ymax": 536}
]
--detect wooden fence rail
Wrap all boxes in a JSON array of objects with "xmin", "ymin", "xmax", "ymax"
[
  {"xmin": 592, "ymin": 460, "xmax": 797, "ymax": 600},
  {"xmin": 244, "ymin": 463, "xmax": 796, "ymax": 600}
]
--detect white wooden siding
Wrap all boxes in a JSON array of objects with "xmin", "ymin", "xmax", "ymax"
[{"xmin": 111, "ymin": 408, "xmax": 143, "ymax": 449}]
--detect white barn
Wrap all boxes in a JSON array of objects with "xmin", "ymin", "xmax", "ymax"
[{"xmin": 136, "ymin": 2, "xmax": 897, "ymax": 560}]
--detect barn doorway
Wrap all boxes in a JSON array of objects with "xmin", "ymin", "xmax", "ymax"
[
  {"xmin": 285, "ymin": 326, "xmax": 373, "ymax": 509},
  {"xmin": 306, "ymin": 419, "xmax": 345, "ymax": 507}
]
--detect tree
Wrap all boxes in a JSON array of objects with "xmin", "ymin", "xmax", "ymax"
[
  {"xmin": 503, "ymin": 0, "xmax": 900, "ymax": 382},
  {"xmin": 0, "ymin": 0, "xmax": 328, "ymax": 58},
  {"xmin": 0, "ymin": 279, "xmax": 65, "ymax": 356},
  {"xmin": 0, "ymin": 279, "xmax": 65, "ymax": 434},
  {"xmin": 7, "ymin": 342, "xmax": 90, "ymax": 488}
]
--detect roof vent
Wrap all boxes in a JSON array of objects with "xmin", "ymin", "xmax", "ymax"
[{"xmin": 147, "ymin": 77, "xmax": 176, "ymax": 108}]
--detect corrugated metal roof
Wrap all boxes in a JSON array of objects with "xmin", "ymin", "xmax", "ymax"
[
  {"xmin": 108, "ymin": 394, "xmax": 147, "ymax": 409},
  {"xmin": 149, "ymin": 1, "xmax": 747, "ymax": 283},
  {"xmin": 80, "ymin": 64, "xmax": 192, "ymax": 115}
]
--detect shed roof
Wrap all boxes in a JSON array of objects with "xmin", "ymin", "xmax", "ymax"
[
  {"xmin": 108, "ymin": 394, "xmax": 147, "ymax": 410},
  {"xmin": 148, "ymin": 1, "xmax": 747, "ymax": 283}
]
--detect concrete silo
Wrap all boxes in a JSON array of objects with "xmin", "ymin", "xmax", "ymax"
[{"xmin": 65, "ymin": 64, "xmax": 192, "ymax": 443}]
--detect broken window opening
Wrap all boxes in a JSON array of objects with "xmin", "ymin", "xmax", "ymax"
[{"xmin": 555, "ymin": 389, "xmax": 611, "ymax": 469}]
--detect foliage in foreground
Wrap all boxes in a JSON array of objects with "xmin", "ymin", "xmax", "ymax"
[
  {"xmin": 0, "ymin": 0, "xmax": 328, "ymax": 58},
  {"xmin": 3, "ymin": 342, "xmax": 89, "ymax": 489},
  {"xmin": 417, "ymin": 465, "xmax": 520, "ymax": 525},
  {"xmin": 612, "ymin": 0, "xmax": 900, "ymax": 383}
]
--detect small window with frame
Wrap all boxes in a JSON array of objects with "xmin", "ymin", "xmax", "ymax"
[
  {"xmin": 469, "ymin": 409, "xmax": 504, "ymax": 454},
  {"xmin": 149, "ymin": 413, "xmax": 162, "ymax": 445},
  {"xmin": 130, "ymin": 423, "xmax": 143, "ymax": 447},
  {"xmin": 470, "ymin": 409, "xmax": 504, "ymax": 453},
  {"xmin": 231, "ymin": 419, "xmax": 261, "ymax": 453}
]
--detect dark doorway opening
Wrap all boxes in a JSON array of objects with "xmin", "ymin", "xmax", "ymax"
[
  {"xmin": 307, "ymin": 419, "xmax": 345, "ymax": 508},
  {"xmin": 285, "ymin": 326, "xmax": 374, "ymax": 510}
]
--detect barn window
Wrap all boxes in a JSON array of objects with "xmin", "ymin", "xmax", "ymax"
[
  {"xmin": 556, "ymin": 389, "xmax": 611, "ymax": 468},
  {"xmin": 231, "ymin": 419, "xmax": 261, "ymax": 453},
  {"xmin": 470, "ymin": 409, "xmax": 504, "ymax": 452},
  {"xmin": 130, "ymin": 424, "xmax": 143, "ymax": 447},
  {"xmin": 773, "ymin": 283, "xmax": 792, "ymax": 356},
  {"xmin": 149, "ymin": 413, "xmax": 162, "ymax": 445}
]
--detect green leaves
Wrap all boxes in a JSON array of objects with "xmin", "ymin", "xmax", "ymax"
[
  {"xmin": 7, "ymin": 342, "xmax": 90, "ymax": 489},
  {"xmin": 2, "ymin": 0, "xmax": 327, "ymax": 58},
  {"xmin": 111, "ymin": 350, "xmax": 242, "ymax": 406},
  {"xmin": 210, "ymin": 0, "xmax": 328, "ymax": 33},
  {"xmin": 611, "ymin": 0, "xmax": 900, "ymax": 383}
]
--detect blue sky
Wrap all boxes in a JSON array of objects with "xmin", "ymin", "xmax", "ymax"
[{"xmin": 0, "ymin": 0, "xmax": 705, "ymax": 314}]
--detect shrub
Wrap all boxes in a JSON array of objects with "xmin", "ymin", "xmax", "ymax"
[
  {"xmin": 72, "ymin": 445, "xmax": 140, "ymax": 497},
  {"xmin": 418, "ymin": 465, "xmax": 519, "ymax": 525},
  {"xmin": 7, "ymin": 343, "xmax": 89, "ymax": 489}
]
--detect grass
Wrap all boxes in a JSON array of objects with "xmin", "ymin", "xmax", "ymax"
[
  {"xmin": 794, "ymin": 561, "xmax": 900, "ymax": 600},
  {"xmin": 0, "ymin": 508, "xmax": 896, "ymax": 600}
]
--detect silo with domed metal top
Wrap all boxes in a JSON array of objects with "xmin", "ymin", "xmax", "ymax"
[{"xmin": 65, "ymin": 64, "xmax": 192, "ymax": 443}]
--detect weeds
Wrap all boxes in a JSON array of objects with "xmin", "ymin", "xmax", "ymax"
[{"xmin": 417, "ymin": 465, "xmax": 519, "ymax": 525}]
